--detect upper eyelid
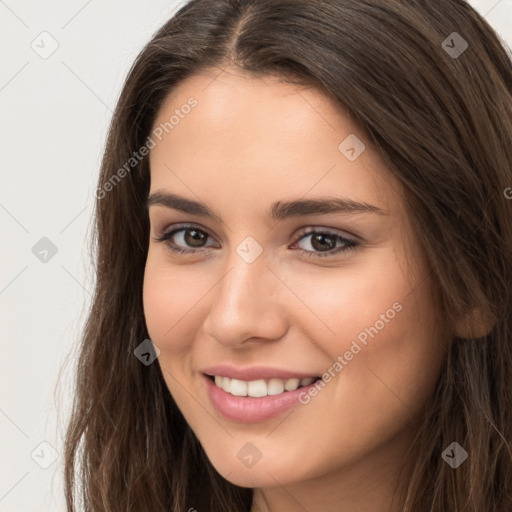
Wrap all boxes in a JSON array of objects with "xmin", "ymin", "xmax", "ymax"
[{"xmin": 158, "ymin": 223, "xmax": 217, "ymax": 242}]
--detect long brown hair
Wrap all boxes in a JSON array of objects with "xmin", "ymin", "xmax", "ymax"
[{"xmin": 62, "ymin": 1, "xmax": 512, "ymax": 510}]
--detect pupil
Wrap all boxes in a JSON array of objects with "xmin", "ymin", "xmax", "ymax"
[
  {"xmin": 312, "ymin": 233, "xmax": 335, "ymax": 251},
  {"xmin": 185, "ymin": 229, "xmax": 206, "ymax": 247}
]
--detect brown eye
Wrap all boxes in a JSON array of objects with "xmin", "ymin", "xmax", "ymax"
[
  {"xmin": 309, "ymin": 233, "xmax": 337, "ymax": 252},
  {"xmin": 154, "ymin": 224, "xmax": 218, "ymax": 254},
  {"xmin": 293, "ymin": 229, "xmax": 358, "ymax": 259},
  {"xmin": 182, "ymin": 228, "xmax": 208, "ymax": 247}
]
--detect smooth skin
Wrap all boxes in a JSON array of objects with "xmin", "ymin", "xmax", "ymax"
[{"xmin": 143, "ymin": 68, "xmax": 451, "ymax": 512}]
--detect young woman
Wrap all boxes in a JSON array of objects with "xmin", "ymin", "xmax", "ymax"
[{"xmin": 63, "ymin": 1, "xmax": 512, "ymax": 510}]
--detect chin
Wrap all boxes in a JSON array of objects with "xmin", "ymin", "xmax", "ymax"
[{"xmin": 206, "ymin": 449, "xmax": 307, "ymax": 489}]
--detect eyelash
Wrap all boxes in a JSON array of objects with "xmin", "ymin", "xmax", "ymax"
[{"xmin": 153, "ymin": 223, "xmax": 359, "ymax": 259}]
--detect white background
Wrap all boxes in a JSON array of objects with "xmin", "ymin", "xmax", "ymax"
[{"xmin": 1, "ymin": 1, "xmax": 511, "ymax": 510}]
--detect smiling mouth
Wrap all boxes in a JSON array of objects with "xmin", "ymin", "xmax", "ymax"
[{"xmin": 205, "ymin": 374, "xmax": 321, "ymax": 398}]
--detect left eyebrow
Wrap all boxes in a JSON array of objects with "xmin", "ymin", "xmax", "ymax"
[
  {"xmin": 269, "ymin": 197, "xmax": 387, "ymax": 220},
  {"xmin": 145, "ymin": 191, "xmax": 388, "ymax": 222}
]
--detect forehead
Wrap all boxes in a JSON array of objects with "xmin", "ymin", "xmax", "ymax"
[{"xmin": 148, "ymin": 69, "xmax": 400, "ymax": 218}]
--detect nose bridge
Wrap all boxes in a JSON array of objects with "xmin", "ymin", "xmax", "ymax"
[
  {"xmin": 204, "ymin": 244, "xmax": 286, "ymax": 346},
  {"xmin": 216, "ymin": 248, "xmax": 271, "ymax": 320}
]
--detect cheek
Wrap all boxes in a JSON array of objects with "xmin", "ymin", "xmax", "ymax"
[
  {"xmin": 294, "ymin": 246, "xmax": 444, "ymax": 413},
  {"xmin": 142, "ymin": 252, "xmax": 205, "ymax": 350},
  {"xmin": 142, "ymin": 255, "xmax": 205, "ymax": 411},
  {"xmin": 286, "ymin": 247, "xmax": 421, "ymax": 352}
]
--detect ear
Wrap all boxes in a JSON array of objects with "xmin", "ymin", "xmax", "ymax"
[{"xmin": 453, "ymin": 306, "xmax": 496, "ymax": 339}]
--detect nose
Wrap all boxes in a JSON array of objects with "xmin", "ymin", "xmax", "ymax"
[{"xmin": 202, "ymin": 248, "xmax": 288, "ymax": 349}]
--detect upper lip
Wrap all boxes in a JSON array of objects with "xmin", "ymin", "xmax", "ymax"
[{"xmin": 201, "ymin": 364, "xmax": 320, "ymax": 381}]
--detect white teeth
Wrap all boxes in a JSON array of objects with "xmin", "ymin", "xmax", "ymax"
[
  {"xmin": 284, "ymin": 378, "xmax": 300, "ymax": 391},
  {"xmin": 222, "ymin": 376, "xmax": 231, "ymax": 393},
  {"xmin": 267, "ymin": 378, "xmax": 285, "ymax": 395},
  {"xmin": 212, "ymin": 375, "xmax": 317, "ymax": 397},
  {"xmin": 247, "ymin": 379, "xmax": 267, "ymax": 397},
  {"xmin": 229, "ymin": 378, "xmax": 247, "ymax": 396}
]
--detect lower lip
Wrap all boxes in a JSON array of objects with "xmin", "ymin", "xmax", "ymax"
[{"xmin": 203, "ymin": 374, "xmax": 318, "ymax": 423}]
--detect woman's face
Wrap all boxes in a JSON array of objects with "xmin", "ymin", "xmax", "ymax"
[{"xmin": 143, "ymin": 69, "xmax": 449, "ymax": 493}]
